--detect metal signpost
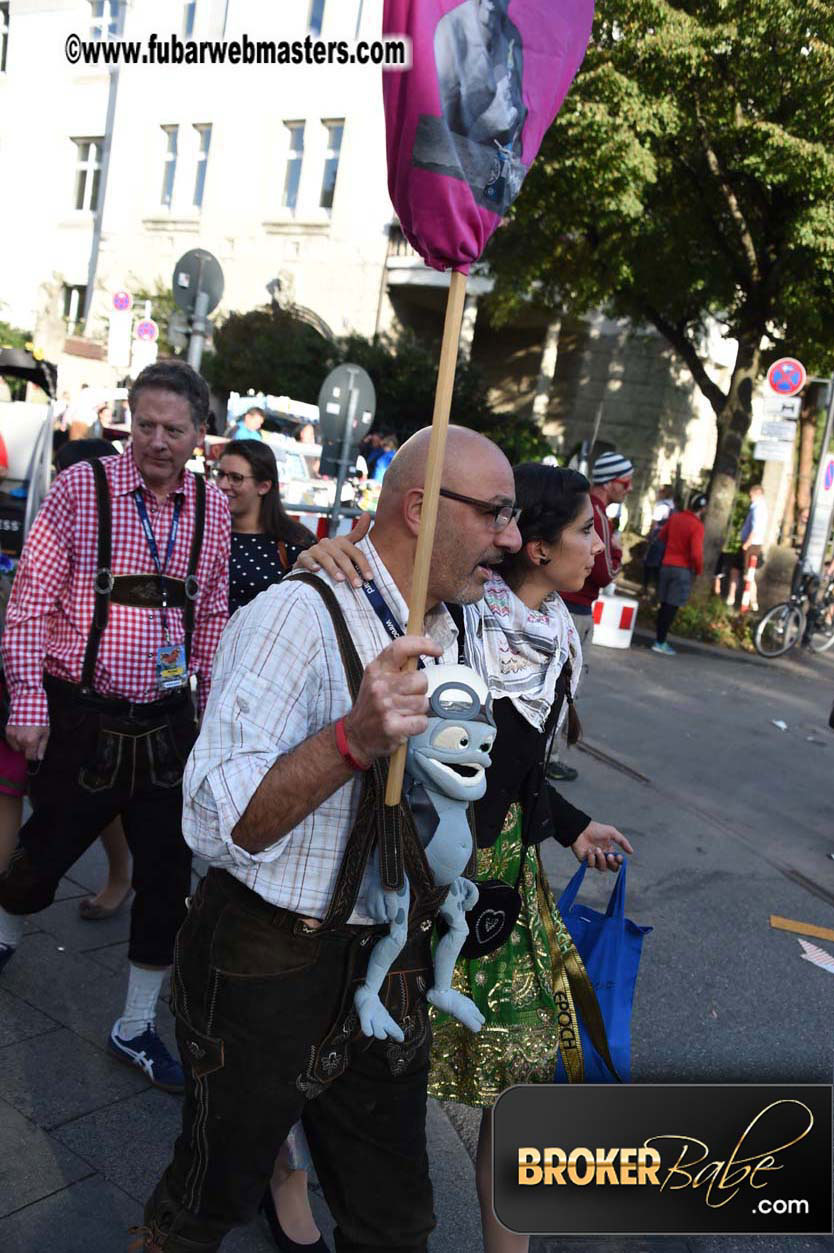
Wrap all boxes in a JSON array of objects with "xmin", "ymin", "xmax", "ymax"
[
  {"xmin": 798, "ymin": 378, "xmax": 834, "ymax": 577},
  {"xmin": 172, "ymin": 249, "xmax": 224, "ymax": 373},
  {"xmin": 107, "ymin": 289, "xmax": 133, "ymax": 369},
  {"xmin": 317, "ymin": 363, "xmax": 376, "ymax": 534},
  {"xmin": 130, "ymin": 316, "xmax": 159, "ymax": 376}
]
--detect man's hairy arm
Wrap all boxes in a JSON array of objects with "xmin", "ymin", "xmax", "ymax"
[
  {"xmin": 231, "ymin": 633, "xmax": 441, "ymax": 855},
  {"xmin": 232, "ymin": 723, "xmax": 353, "ymax": 854}
]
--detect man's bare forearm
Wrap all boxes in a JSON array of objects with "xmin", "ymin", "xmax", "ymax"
[{"xmin": 232, "ymin": 722, "xmax": 357, "ymax": 853}]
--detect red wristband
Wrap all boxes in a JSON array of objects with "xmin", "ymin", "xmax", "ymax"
[{"xmin": 335, "ymin": 717, "xmax": 371, "ymax": 772}]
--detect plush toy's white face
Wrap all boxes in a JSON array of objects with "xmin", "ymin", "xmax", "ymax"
[{"xmin": 406, "ymin": 664, "xmax": 497, "ymax": 802}]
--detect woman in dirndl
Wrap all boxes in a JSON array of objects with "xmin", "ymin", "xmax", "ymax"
[{"xmin": 427, "ymin": 462, "xmax": 633, "ymax": 1253}]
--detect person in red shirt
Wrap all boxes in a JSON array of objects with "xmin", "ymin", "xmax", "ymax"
[
  {"xmin": 651, "ymin": 491, "xmax": 707, "ymax": 656},
  {"xmin": 549, "ymin": 450, "xmax": 633, "ymax": 783}
]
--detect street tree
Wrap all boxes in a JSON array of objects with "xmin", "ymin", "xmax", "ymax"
[{"xmin": 487, "ymin": 0, "xmax": 834, "ymax": 585}]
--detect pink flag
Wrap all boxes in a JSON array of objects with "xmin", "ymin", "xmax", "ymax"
[{"xmin": 383, "ymin": 0, "xmax": 594, "ymax": 273}]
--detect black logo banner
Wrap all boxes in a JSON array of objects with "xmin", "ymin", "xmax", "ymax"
[{"xmin": 493, "ymin": 1084, "xmax": 833, "ymax": 1235}]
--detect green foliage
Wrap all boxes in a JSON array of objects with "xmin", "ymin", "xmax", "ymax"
[
  {"xmin": 487, "ymin": 0, "xmax": 834, "ymax": 450},
  {"xmin": 638, "ymin": 593, "xmax": 755, "ymax": 649},
  {"xmin": 202, "ymin": 313, "xmax": 550, "ymax": 464},
  {"xmin": 671, "ymin": 597, "xmax": 755, "ymax": 652},
  {"xmin": 0, "ymin": 319, "xmax": 35, "ymax": 399},
  {"xmin": 0, "ymin": 320, "xmax": 31, "ymax": 351},
  {"xmin": 202, "ymin": 305, "xmax": 336, "ymax": 400}
]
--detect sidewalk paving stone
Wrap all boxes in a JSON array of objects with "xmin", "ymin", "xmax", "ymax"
[
  {"xmin": 51, "ymin": 1087, "xmax": 189, "ymax": 1205},
  {"xmin": 0, "ymin": 931, "xmax": 178, "ymax": 1058},
  {"xmin": 0, "ymin": 987, "xmax": 60, "ymax": 1048},
  {"xmin": 1, "ymin": 1027, "xmax": 148, "ymax": 1129},
  {"xmin": 0, "ymin": 1174, "xmax": 141, "ymax": 1253},
  {"xmin": 28, "ymin": 893, "xmax": 133, "ymax": 955},
  {"xmin": 0, "ymin": 1099, "xmax": 92, "ymax": 1218}
]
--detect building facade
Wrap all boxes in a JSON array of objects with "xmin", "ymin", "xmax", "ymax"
[{"xmin": 0, "ymin": 0, "xmax": 747, "ymax": 533}]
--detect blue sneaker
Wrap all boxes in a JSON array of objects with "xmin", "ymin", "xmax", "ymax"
[
  {"xmin": 651, "ymin": 641, "xmax": 677, "ymax": 656},
  {"xmin": 0, "ymin": 944, "xmax": 16, "ymax": 975},
  {"xmin": 108, "ymin": 1021, "xmax": 185, "ymax": 1093}
]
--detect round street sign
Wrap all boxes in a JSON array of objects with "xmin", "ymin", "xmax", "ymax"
[
  {"xmin": 172, "ymin": 249, "xmax": 224, "ymax": 316},
  {"xmin": 112, "ymin": 290, "xmax": 132, "ymax": 312},
  {"xmin": 767, "ymin": 357, "xmax": 806, "ymax": 397},
  {"xmin": 135, "ymin": 319, "xmax": 159, "ymax": 343},
  {"xmin": 317, "ymin": 364, "xmax": 376, "ymax": 445}
]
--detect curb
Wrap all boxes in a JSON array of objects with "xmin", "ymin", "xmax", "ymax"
[
  {"xmin": 631, "ymin": 625, "xmax": 833, "ymax": 675},
  {"xmin": 631, "ymin": 625, "xmax": 768, "ymax": 667}
]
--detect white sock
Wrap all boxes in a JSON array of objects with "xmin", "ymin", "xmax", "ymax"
[
  {"xmin": 0, "ymin": 906, "xmax": 24, "ymax": 949},
  {"xmin": 116, "ymin": 963, "xmax": 167, "ymax": 1038}
]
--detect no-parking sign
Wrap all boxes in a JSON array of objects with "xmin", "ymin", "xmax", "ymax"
[
  {"xmin": 131, "ymin": 318, "xmax": 159, "ymax": 376},
  {"xmin": 135, "ymin": 319, "xmax": 159, "ymax": 343},
  {"xmin": 767, "ymin": 357, "xmax": 806, "ymax": 397}
]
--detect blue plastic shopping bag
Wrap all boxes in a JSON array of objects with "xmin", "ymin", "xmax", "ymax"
[{"xmin": 553, "ymin": 859, "xmax": 651, "ymax": 1083}]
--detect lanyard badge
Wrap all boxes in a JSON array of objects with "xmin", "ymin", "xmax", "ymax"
[
  {"xmin": 133, "ymin": 490, "xmax": 188, "ymax": 690},
  {"xmin": 361, "ymin": 578, "xmax": 438, "ymax": 670}
]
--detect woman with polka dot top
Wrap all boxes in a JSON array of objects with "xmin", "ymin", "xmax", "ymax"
[{"xmin": 214, "ymin": 440, "xmax": 316, "ymax": 616}]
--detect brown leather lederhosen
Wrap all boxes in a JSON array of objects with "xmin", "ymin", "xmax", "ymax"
[{"xmin": 80, "ymin": 456, "xmax": 205, "ymax": 694}]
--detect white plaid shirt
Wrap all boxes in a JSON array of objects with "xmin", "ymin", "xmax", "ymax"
[{"xmin": 182, "ymin": 536, "xmax": 461, "ymax": 922}]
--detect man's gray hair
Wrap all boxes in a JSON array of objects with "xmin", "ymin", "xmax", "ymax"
[{"xmin": 128, "ymin": 360, "xmax": 210, "ymax": 431}]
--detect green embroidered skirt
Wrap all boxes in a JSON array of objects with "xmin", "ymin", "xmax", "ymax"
[{"xmin": 428, "ymin": 803, "xmax": 566, "ymax": 1108}]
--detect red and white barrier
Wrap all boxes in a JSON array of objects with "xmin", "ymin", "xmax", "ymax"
[
  {"xmin": 592, "ymin": 592, "xmax": 638, "ymax": 649},
  {"xmin": 740, "ymin": 553, "xmax": 759, "ymax": 614}
]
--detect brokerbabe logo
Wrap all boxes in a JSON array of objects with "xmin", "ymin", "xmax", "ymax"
[{"xmin": 493, "ymin": 1085, "xmax": 832, "ymax": 1235}]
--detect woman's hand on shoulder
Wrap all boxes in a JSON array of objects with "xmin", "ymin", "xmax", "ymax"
[
  {"xmin": 293, "ymin": 513, "xmax": 374, "ymax": 587},
  {"xmin": 571, "ymin": 821, "xmax": 633, "ymax": 872}
]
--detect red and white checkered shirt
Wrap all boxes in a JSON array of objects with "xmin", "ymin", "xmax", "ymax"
[{"xmin": 2, "ymin": 446, "xmax": 230, "ymax": 724}]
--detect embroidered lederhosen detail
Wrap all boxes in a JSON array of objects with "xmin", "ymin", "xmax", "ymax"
[
  {"xmin": 289, "ymin": 573, "xmax": 448, "ymax": 1084},
  {"xmin": 81, "ymin": 458, "xmax": 206, "ymax": 692}
]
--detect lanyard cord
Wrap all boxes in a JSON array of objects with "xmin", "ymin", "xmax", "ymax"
[
  {"xmin": 133, "ymin": 489, "xmax": 183, "ymax": 643},
  {"xmin": 360, "ymin": 577, "xmax": 449, "ymax": 669}
]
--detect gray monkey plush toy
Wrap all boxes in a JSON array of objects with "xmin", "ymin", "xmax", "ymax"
[{"xmin": 354, "ymin": 664, "xmax": 497, "ymax": 1042}]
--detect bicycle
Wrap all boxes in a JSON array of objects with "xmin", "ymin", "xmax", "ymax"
[{"xmin": 754, "ymin": 570, "xmax": 834, "ymax": 658}]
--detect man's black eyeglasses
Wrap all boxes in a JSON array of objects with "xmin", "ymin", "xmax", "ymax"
[{"xmin": 438, "ymin": 488, "xmax": 521, "ymax": 532}]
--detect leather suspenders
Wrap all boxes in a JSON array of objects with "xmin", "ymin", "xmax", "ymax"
[{"xmin": 80, "ymin": 458, "xmax": 206, "ymax": 693}]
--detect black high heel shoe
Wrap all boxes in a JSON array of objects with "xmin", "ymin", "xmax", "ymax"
[{"xmin": 259, "ymin": 1187, "xmax": 331, "ymax": 1253}]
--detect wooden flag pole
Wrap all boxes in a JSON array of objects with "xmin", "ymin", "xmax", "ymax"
[{"xmin": 384, "ymin": 268, "xmax": 469, "ymax": 808}]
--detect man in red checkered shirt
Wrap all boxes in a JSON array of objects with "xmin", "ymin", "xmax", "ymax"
[{"xmin": 0, "ymin": 361, "xmax": 230, "ymax": 1091}]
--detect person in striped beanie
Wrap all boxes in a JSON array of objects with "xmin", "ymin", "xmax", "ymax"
[{"xmin": 547, "ymin": 450, "xmax": 633, "ymax": 783}]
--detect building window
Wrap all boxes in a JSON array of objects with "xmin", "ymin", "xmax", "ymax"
[
  {"xmin": 308, "ymin": 0, "xmax": 325, "ymax": 37},
  {"xmin": 319, "ymin": 120, "xmax": 343, "ymax": 211},
  {"xmin": 89, "ymin": 0, "xmax": 119, "ymax": 39},
  {"xmin": 63, "ymin": 285, "xmax": 87, "ymax": 335},
  {"xmin": 161, "ymin": 125, "xmax": 178, "ymax": 207},
  {"xmin": 193, "ymin": 124, "xmax": 211, "ymax": 208},
  {"xmin": 73, "ymin": 138, "xmax": 103, "ymax": 211},
  {"xmin": 183, "ymin": 1, "xmax": 196, "ymax": 39},
  {"xmin": 0, "ymin": 4, "xmax": 9, "ymax": 73},
  {"xmin": 282, "ymin": 122, "xmax": 305, "ymax": 212}
]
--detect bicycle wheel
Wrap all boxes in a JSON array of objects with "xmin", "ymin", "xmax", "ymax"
[
  {"xmin": 754, "ymin": 603, "xmax": 805, "ymax": 657},
  {"xmin": 808, "ymin": 612, "xmax": 834, "ymax": 653}
]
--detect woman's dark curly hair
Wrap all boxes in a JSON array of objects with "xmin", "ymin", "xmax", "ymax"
[
  {"xmin": 500, "ymin": 462, "xmax": 591, "ymax": 744},
  {"xmin": 220, "ymin": 440, "xmax": 316, "ymax": 548}
]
